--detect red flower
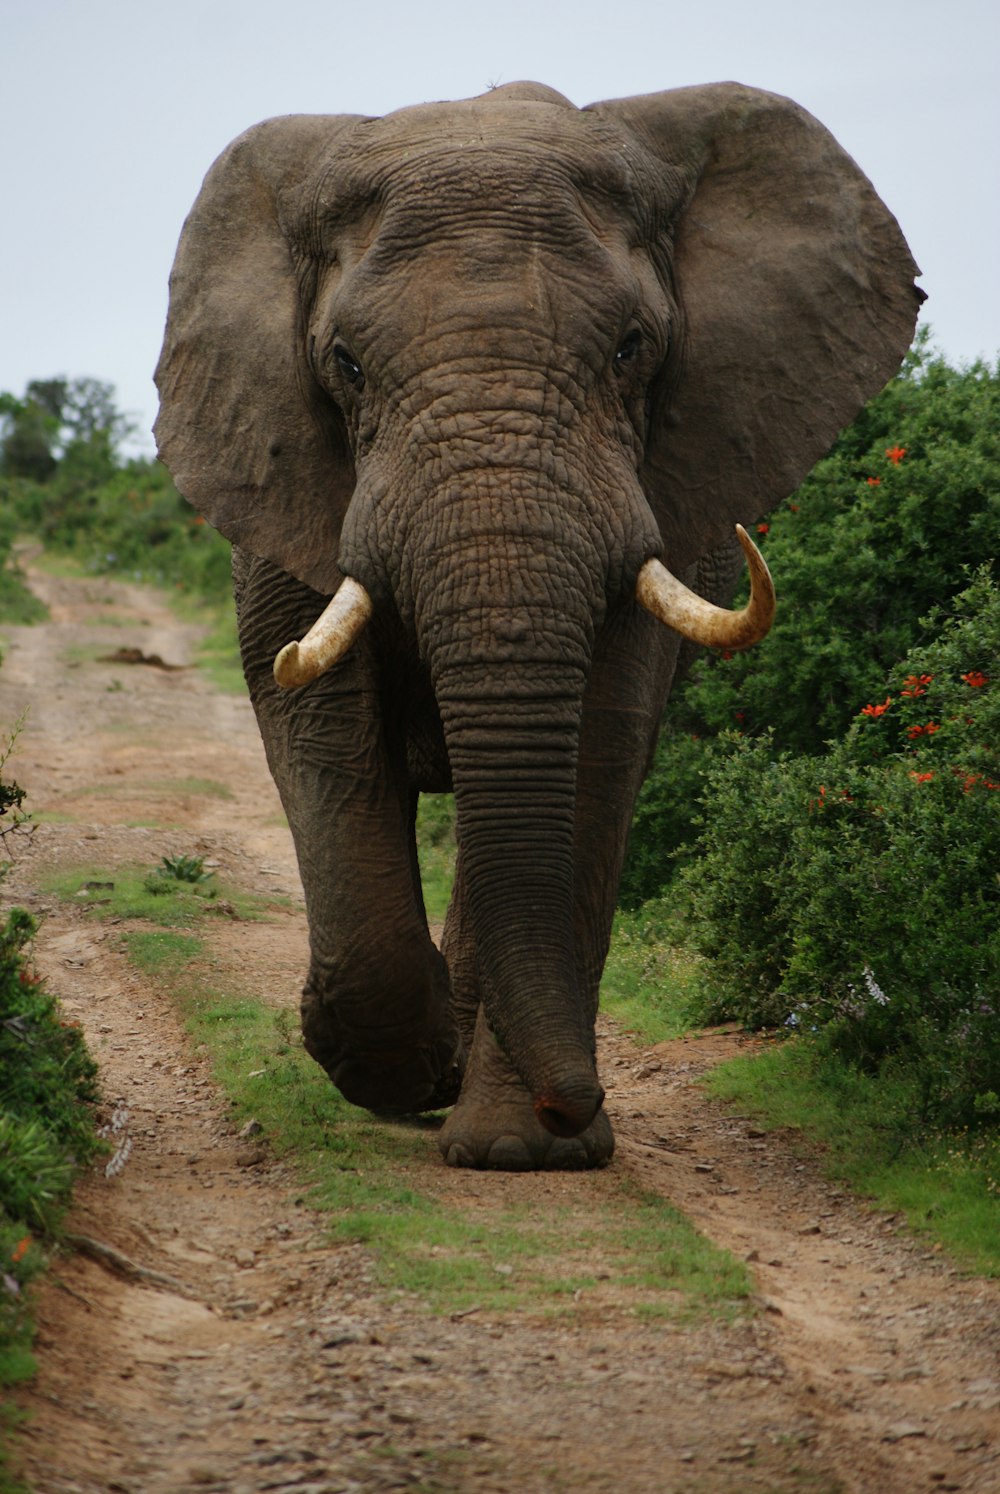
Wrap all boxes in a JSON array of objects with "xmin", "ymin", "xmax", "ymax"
[
  {"xmin": 901, "ymin": 674, "xmax": 933, "ymax": 697},
  {"xmin": 860, "ymin": 697, "xmax": 892, "ymax": 718},
  {"xmin": 756, "ymin": 523, "xmax": 769, "ymax": 535},
  {"xmin": 909, "ymin": 771, "xmax": 934, "ymax": 783},
  {"xmin": 962, "ymin": 671, "xmax": 989, "ymax": 688},
  {"xmin": 788, "ymin": 503, "xmax": 800, "ymax": 512},
  {"xmin": 866, "ymin": 477, "xmax": 881, "ymax": 487},
  {"xmin": 885, "ymin": 445, "xmax": 907, "ymax": 465}
]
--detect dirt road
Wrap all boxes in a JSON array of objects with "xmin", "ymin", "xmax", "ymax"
[{"xmin": 1, "ymin": 559, "xmax": 998, "ymax": 1494}]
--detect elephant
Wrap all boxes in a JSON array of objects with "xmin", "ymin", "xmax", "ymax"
[{"xmin": 155, "ymin": 81, "xmax": 921, "ymax": 1171}]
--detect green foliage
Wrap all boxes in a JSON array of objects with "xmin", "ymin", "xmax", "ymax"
[
  {"xmin": 683, "ymin": 571, "xmax": 1000, "ymax": 1130},
  {"xmin": 1, "ymin": 376, "xmax": 232, "ymax": 604},
  {"xmin": 0, "ymin": 741, "xmax": 101, "ymax": 1433},
  {"xmin": 624, "ymin": 336, "xmax": 1000, "ymax": 904},
  {"xmin": 600, "ymin": 898, "xmax": 700, "ymax": 1043},
  {"xmin": 415, "ymin": 793, "xmax": 456, "ymax": 922},
  {"xmin": 145, "ymin": 853, "xmax": 215, "ymax": 890},
  {"xmin": 681, "ymin": 335, "xmax": 999, "ymax": 755}
]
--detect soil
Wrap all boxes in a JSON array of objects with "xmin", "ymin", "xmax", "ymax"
[{"xmin": 2, "ymin": 557, "xmax": 998, "ymax": 1494}]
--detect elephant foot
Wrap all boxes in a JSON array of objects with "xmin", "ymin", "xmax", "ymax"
[
  {"xmin": 440, "ymin": 1097, "xmax": 614, "ymax": 1171},
  {"xmin": 437, "ymin": 1012, "xmax": 614, "ymax": 1171},
  {"xmin": 302, "ymin": 998, "xmax": 464, "ymax": 1114}
]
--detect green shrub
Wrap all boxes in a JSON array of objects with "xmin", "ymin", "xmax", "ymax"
[
  {"xmin": 683, "ymin": 571, "xmax": 1000, "ymax": 1129},
  {"xmin": 623, "ymin": 337, "xmax": 1000, "ymax": 900}
]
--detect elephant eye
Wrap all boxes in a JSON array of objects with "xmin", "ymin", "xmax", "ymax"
[
  {"xmin": 614, "ymin": 330, "xmax": 642, "ymax": 369},
  {"xmin": 333, "ymin": 343, "xmax": 364, "ymax": 388}
]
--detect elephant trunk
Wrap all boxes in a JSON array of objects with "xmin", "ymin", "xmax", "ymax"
[{"xmin": 434, "ymin": 656, "xmax": 604, "ymax": 1135}]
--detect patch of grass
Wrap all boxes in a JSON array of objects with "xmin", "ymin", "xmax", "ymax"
[
  {"xmin": 192, "ymin": 990, "xmax": 751, "ymax": 1318},
  {"xmin": 44, "ymin": 863, "xmax": 274, "ymax": 926},
  {"xmin": 0, "ymin": 564, "xmax": 47, "ymax": 627},
  {"xmin": 123, "ymin": 930, "xmax": 203, "ymax": 976},
  {"xmin": 194, "ymin": 603, "xmax": 245, "ymax": 695},
  {"xmin": 415, "ymin": 793, "xmax": 456, "ymax": 923},
  {"xmin": 115, "ymin": 929, "xmax": 750, "ymax": 1322},
  {"xmin": 601, "ymin": 900, "xmax": 700, "ymax": 1044},
  {"xmin": 706, "ymin": 1040, "xmax": 1000, "ymax": 1276}
]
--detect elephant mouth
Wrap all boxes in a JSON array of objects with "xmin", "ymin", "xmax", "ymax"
[{"xmin": 271, "ymin": 523, "xmax": 775, "ymax": 690}]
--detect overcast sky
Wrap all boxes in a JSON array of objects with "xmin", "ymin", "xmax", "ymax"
[{"xmin": 2, "ymin": 0, "xmax": 997, "ymax": 456}]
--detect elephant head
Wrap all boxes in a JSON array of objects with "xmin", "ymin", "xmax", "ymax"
[{"xmin": 155, "ymin": 82, "xmax": 920, "ymax": 1166}]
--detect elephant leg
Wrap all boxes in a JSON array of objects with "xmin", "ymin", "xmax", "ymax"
[
  {"xmin": 236, "ymin": 553, "xmax": 463, "ymax": 1114},
  {"xmin": 439, "ymin": 1006, "xmax": 614, "ymax": 1170},
  {"xmin": 438, "ymin": 829, "xmax": 612, "ymax": 1171}
]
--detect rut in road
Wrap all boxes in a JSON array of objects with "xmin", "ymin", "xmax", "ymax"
[{"xmin": 2, "ymin": 559, "xmax": 998, "ymax": 1494}]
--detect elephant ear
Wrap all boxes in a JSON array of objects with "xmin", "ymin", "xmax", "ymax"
[
  {"xmin": 588, "ymin": 84, "xmax": 924, "ymax": 570},
  {"xmin": 154, "ymin": 114, "xmax": 367, "ymax": 595}
]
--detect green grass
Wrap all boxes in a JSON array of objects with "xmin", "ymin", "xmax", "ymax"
[
  {"xmin": 76, "ymin": 865, "xmax": 751, "ymax": 1322},
  {"xmin": 706, "ymin": 1039, "xmax": 1000, "ymax": 1276},
  {"xmin": 44, "ymin": 863, "xmax": 273, "ymax": 926},
  {"xmin": 601, "ymin": 900, "xmax": 700, "ymax": 1043},
  {"xmin": 186, "ymin": 598, "xmax": 245, "ymax": 695},
  {"xmin": 415, "ymin": 793, "xmax": 456, "ymax": 923},
  {"xmin": 182, "ymin": 983, "xmax": 752, "ymax": 1319}
]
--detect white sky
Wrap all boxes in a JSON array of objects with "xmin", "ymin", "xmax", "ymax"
[{"xmin": 2, "ymin": 0, "xmax": 997, "ymax": 457}]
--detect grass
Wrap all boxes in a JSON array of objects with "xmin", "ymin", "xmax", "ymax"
[
  {"xmin": 43, "ymin": 863, "xmax": 273, "ymax": 925},
  {"xmin": 182, "ymin": 982, "xmax": 753, "ymax": 1319},
  {"xmin": 414, "ymin": 793, "xmax": 456, "ymax": 923},
  {"xmin": 58, "ymin": 863, "xmax": 752, "ymax": 1323},
  {"xmin": 601, "ymin": 899, "xmax": 700, "ymax": 1043},
  {"xmin": 705, "ymin": 1038, "xmax": 1000, "ymax": 1276}
]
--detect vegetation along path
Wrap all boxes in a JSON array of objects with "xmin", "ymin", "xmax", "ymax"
[{"xmin": 2, "ymin": 557, "xmax": 998, "ymax": 1494}]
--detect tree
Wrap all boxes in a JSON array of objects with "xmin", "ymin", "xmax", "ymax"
[{"xmin": 0, "ymin": 377, "xmax": 133, "ymax": 480}]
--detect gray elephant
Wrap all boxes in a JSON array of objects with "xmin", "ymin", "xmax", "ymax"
[{"xmin": 155, "ymin": 82, "xmax": 921, "ymax": 1171}]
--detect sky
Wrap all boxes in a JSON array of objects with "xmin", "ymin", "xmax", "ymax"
[{"xmin": 2, "ymin": 0, "xmax": 997, "ymax": 457}]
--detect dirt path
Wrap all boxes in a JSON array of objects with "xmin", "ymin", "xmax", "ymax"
[{"xmin": 2, "ymin": 559, "xmax": 998, "ymax": 1494}]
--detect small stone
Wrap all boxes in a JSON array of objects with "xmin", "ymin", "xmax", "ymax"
[
  {"xmin": 239, "ymin": 1118, "xmax": 263, "ymax": 1139},
  {"xmin": 882, "ymin": 1423, "xmax": 926, "ymax": 1443},
  {"xmin": 798, "ymin": 1221, "xmax": 822, "ymax": 1235},
  {"xmin": 234, "ymin": 1247, "xmax": 256, "ymax": 1268}
]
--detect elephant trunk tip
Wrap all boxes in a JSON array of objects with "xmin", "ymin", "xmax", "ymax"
[{"xmin": 533, "ymin": 1081, "xmax": 605, "ymax": 1139}]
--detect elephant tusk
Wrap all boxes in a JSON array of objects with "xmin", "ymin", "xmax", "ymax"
[
  {"xmin": 273, "ymin": 577, "xmax": 374, "ymax": 688},
  {"xmin": 635, "ymin": 524, "xmax": 776, "ymax": 651}
]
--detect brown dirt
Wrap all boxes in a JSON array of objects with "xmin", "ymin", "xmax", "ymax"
[{"xmin": 2, "ymin": 558, "xmax": 998, "ymax": 1494}]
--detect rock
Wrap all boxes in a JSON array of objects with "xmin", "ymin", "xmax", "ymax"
[{"xmin": 882, "ymin": 1423, "xmax": 926, "ymax": 1442}]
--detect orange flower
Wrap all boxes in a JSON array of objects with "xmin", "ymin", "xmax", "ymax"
[
  {"xmin": 909, "ymin": 771, "xmax": 934, "ymax": 783},
  {"xmin": 866, "ymin": 476, "xmax": 881, "ymax": 487},
  {"xmin": 788, "ymin": 503, "xmax": 800, "ymax": 512},
  {"xmin": 11, "ymin": 1237, "xmax": 31, "ymax": 1265},
  {"xmin": 756, "ymin": 523, "xmax": 769, "ymax": 535},
  {"xmin": 901, "ymin": 674, "xmax": 933, "ymax": 697},
  {"xmin": 861, "ymin": 697, "xmax": 891, "ymax": 718},
  {"xmin": 962, "ymin": 671, "xmax": 989, "ymax": 688},
  {"xmin": 885, "ymin": 445, "xmax": 906, "ymax": 465}
]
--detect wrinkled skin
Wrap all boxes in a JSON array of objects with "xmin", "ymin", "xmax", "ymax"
[{"xmin": 156, "ymin": 81, "xmax": 921, "ymax": 1169}]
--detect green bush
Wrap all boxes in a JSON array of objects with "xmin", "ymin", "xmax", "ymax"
[
  {"xmin": 623, "ymin": 337, "xmax": 1000, "ymax": 902},
  {"xmin": 1, "ymin": 739, "xmax": 100, "ymax": 1411},
  {"xmin": 683, "ymin": 571, "xmax": 1000, "ymax": 1129}
]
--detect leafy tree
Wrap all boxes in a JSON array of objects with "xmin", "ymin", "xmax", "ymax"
[{"xmin": 0, "ymin": 376, "xmax": 133, "ymax": 481}]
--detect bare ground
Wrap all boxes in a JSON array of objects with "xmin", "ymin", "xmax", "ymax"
[{"xmin": 1, "ymin": 559, "xmax": 998, "ymax": 1494}]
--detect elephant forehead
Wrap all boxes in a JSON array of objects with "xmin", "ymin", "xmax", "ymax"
[{"xmin": 309, "ymin": 98, "xmax": 671, "ymax": 231}]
